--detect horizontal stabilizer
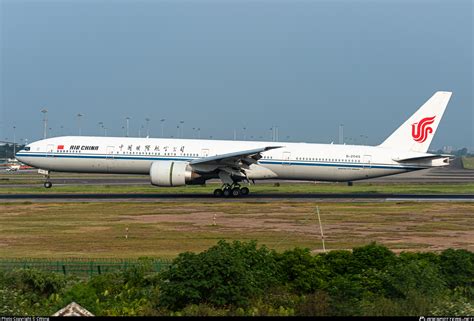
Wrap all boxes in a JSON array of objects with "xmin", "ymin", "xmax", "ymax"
[{"xmin": 394, "ymin": 154, "xmax": 452, "ymax": 163}]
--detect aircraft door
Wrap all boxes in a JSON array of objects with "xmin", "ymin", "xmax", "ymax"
[
  {"xmin": 282, "ymin": 151, "xmax": 291, "ymax": 166},
  {"xmin": 46, "ymin": 144, "xmax": 54, "ymax": 157},
  {"xmin": 106, "ymin": 146, "xmax": 115, "ymax": 159},
  {"xmin": 201, "ymin": 149, "xmax": 209, "ymax": 157},
  {"xmin": 362, "ymin": 155, "xmax": 372, "ymax": 169},
  {"xmin": 106, "ymin": 146, "xmax": 115, "ymax": 172}
]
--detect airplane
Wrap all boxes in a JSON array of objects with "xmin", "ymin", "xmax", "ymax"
[
  {"xmin": 15, "ymin": 91, "xmax": 452, "ymax": 197},
  {"xmin": 6, "ymin": 163, "xmax": 21, "ymax": 172},
  {"xmin": 3, "ymin": 158, "xmax": 31, "ymax": 172}
]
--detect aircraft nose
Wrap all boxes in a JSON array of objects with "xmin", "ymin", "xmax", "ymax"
[{"xmin": 15, "ymin": 152, "xmax": 23, "ymax": 162}]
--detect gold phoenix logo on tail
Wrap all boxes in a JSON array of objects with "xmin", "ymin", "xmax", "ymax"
[{"xmin": 411, "ymin": 116, "xmax": 436, "ymax": 143}]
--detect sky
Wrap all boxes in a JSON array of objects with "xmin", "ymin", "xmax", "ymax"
[{"xmin": 1, "ymin": 0, "xmax": 472, "ymax": 151}]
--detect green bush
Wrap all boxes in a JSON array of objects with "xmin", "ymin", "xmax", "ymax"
[
  {"xmin": 276, "ymin": 247, "xmax": 329, "ymax": 293},
  {"xmin": 439, "ymin": 249, "xmax": 474, "ymax": 289},
  {"xmin": 0, "ymin": 288, "xmax": 30, "ymax": 315},
  {"xmin": 352, "ymin": 242, "xmax": 396, "ymax": 272},
  {"xmin": 1, "ymin": 243, "xmax": 473, "ymax": 316},
  {"xmin": 158, "ymin": 240, "xmax": 278, "ymax": 310},
  {"xmin": 7, "ymin": 268, "xmax": 67, "ymax": 298},
  {"xmin": 360, "ymin": 290, "xmax": 437, "ymax": 316},
  {"xmin": 295, "ymin": 291, "xmax": 331, "ymax": 316},
  {"xmin": 326, "ymin": 274, "xmax": 365, "ymax": 316},
  {"xmin": 321, "ymin": 250, "xmax": 355, "ymax": 276},
  {"xmin": 383, "ymin": 259, "xmax": 446, "ymax": 299},
  {"xmin": 60, "ymin": 282, "xmax": 101, "ymax": 315}
]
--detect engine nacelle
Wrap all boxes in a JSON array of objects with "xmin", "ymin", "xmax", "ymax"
[{"xmin": 150, "ymin": 161, "xmax": 194, "ymax": 187}]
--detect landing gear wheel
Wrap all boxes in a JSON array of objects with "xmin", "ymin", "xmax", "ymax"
[
  {"xmin": 240, "ymin": 187, "xmax": 250, "ymax": 196},
  {"xmin": 231, "ymin": 187, "xmax": 241, "ymax": 197},
  {"xmin": 213, "ymin": 189, "xmax": 223, "ymax": 197},
  {"xmin": 223, "ymin": 188, "xmax": 232, "ymax": 198},
  {"xmin": 44, "ymin": 181, "xmax": 52, "ymax": 189}
]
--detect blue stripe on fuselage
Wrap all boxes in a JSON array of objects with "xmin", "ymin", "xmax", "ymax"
[{"xmin": 15, "ymin": 152, "xmax": 426, "ymax": 171}]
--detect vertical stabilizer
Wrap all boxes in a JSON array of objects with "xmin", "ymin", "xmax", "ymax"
[{"xmin": 379, "ymin": 91, "xmax": 452, "ymax": 153}]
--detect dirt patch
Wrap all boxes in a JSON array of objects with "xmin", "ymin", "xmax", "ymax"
[{"xmin": 1, "ymin": 201, "xmax": 473, "ymax": 258}]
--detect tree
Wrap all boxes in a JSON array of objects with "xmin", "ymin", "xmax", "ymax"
[
  {"xmin": 351, "ymin": 242, "xmax": 396, "ymax": 273},
  {"xmin": 383, "ymin": 259, "xmax": 446, "ymax": 299},
  {"xmin": 276, "ymin": 247, "xmax": 329, "ymax": 293},
  {"xmin": 439, "ymin": 249, "xmax": 474, "ymax": 289},
  {"xmin": 158, "ymin": 240, "xmax": 278, "ymax": 310}
]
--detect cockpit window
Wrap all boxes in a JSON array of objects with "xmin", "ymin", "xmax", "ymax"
[{"xmin": 24, "ymin": 147, "xmax": 30, "ymax": 151}]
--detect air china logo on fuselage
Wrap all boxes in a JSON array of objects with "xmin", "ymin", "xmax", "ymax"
[
  {"xmin": 69, "ymin": 145, "xmax": 99, "ymax": 151},
  {"xmin": 411, "ymin": 116, "xmax": 436, "ymax": 143}
]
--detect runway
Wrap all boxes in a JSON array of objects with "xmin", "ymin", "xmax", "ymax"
[{"xmin": 1, "ymin": 192, "xmax": 473, "ymax": 203}]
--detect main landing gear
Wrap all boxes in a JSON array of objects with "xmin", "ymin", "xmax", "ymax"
[{"xmin": 213, "ymin": 184, "xmax": 250, "ymax": 198}]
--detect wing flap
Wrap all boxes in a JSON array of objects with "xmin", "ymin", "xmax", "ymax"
[{"xmin": 190, "ymin": 146, "xmax": 282, "ymax": 166}]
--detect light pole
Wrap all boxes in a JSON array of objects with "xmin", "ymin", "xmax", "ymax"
[
  {"xmin": 160, "ymin": 119, "xmax": 166, "ymax": 137},
  {"xmin": 122, "ymin": 126, "xmax": 126, "ymax": 137},
  {"xmin": 77, "ymin": 113, "xmax": 83, "ymax": 135},
  {"xmin": 180, "ymin": 120, "xmax": 184, "ymax": 138},
  {"xmin": 243, "ymin": 127, "xmax": 246, "ymax": 140},
  {"xmin": 176, "ymin": 125, "xmax": 180, "ymax": 138},
  {"xmin": 41, "ymin": 109, "xmax": 48, "ymax": 139},
  {"xmin": 98, "ymin": 122, "xmax": 103, "ymax": 135},
  {"xmin": 339, "ymin": 124, "xmax": 344, "ymax": 144},
  {"xmin": 197, "ymin": 128, "xmax": 201, "ymax": 139},
  {"xmin": 13, "ymin": 126, "xmax": 16, "ymax": 157},
  {"xmin": 125, "ymin": 117, "xmax": 130, "ymax": 137},
  {"xmin": 4, "ymin": 137, "xmax": 8, "ymax": 159},
  {"xmin": 145, "ymin": 118, "xmax": 150, "ymax": 137}
]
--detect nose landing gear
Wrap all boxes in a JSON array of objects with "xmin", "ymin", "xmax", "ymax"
[
  {"xmin": 39, "ymin": 169, "xmax": 52, "ymax": 188},
  {"xmin": 213, "ymin": 184, "xmax": 250, "ymax": 198}
]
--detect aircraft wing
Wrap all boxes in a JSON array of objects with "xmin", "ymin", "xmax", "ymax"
[{"xmin": 190, "ymin": 146, "xmax": 282, "ymax": 171}]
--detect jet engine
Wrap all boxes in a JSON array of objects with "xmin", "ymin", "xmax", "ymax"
[{"xmin": 150, "ymin": 161, "xmax": 203, "ymax": 186}]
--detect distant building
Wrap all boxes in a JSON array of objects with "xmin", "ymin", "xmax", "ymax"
[
  {"xmin": 53, "ymin": 302, "xmax": 94, "ymax": 316},
  {"xmin": 442, "ymin": 146, "xmax": 453, "ymax": 153}
]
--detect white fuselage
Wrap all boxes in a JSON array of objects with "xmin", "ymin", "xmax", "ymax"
[{"xmin": 15, "ymin": 136, "xmax": 435, "ymax": 182}]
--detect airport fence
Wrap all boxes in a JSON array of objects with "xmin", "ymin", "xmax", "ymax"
[{"xmin": 0, "ymin": 258, "xmax": 172, "ymax": 277}]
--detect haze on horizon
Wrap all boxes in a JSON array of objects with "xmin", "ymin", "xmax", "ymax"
[{"xmin": 1, "ymin": 0, "xmax": 472, "ymax": 151}]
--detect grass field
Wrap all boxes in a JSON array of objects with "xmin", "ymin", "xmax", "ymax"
[
  {"xmin": 1, "ymin": 201, "xmax": 473, "ymax": 259},
  {"xmin": 462, "ymin": 156, "xmax": 474, "ymax": 170},
  {"xmin": 2, "ymin": 182, "xmax": 474, "ymax": 194}
]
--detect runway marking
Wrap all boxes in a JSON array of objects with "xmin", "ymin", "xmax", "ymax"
[{"xmin": 1, "ymin": 193, "xmax": 473, "ymax": 203}]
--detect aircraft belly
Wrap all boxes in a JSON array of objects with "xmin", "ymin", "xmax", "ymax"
[
  {"xmin": 106, "ymin": 159, "xmax": 151, "ymax": 174},
  {"xmin": 22, "ymin": 156, "xmax": 150, "ymax": 174},
  {"xmin": 264, "ymin": 163, "xmax": 408, "ymax": 182}
]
